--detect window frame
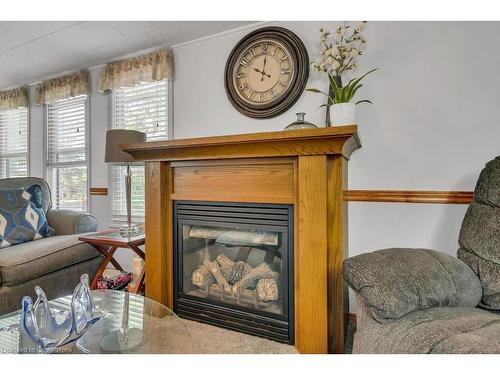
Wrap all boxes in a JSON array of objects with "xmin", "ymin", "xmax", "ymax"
[
  {"xmin": 109, "ymin": 79, "xmax": 172, "ymax": 224},
  {"xmin": 44, "ymin": 95, "xmax": 91, "ymax": 211},
  {"xmin": 0, "ymin": 106, "xmax": 30, "ymax": 179}
]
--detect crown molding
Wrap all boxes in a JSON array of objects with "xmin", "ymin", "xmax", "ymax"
[{"xmin": 171, "ymin": 21, "xmax": 270, "ymax": 49}]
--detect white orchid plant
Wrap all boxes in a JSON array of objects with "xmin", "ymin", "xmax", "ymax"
[{"xmin": 311, "ymin": 22, "xmax": 367, "ymax": 77}]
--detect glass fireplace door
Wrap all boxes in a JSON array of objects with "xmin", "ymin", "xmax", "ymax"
[
  {"xmin": 174, "ymin": 201, "xmax": 294, "ymax": 344},
  {"xmin": 180, "ymin": 223, "xmax": 287, "ymax": 315}
]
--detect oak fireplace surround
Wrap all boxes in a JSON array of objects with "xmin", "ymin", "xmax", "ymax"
[{"xmin": 124, "ymin": 126, "xmax": 360, "ymax": 354}]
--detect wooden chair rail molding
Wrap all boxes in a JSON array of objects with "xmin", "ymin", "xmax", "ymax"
[
  {"xmin": 346, "ymin": 190, "xmax": 473, "ymax": 204},
  {"xmin": 89, "ymin": 188, "xmax": 108, "ymax": 196}
]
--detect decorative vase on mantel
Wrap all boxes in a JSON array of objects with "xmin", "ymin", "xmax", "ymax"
[
  {"xmin": 284, "ymin": 112, "xmax": 317, "ymax": 130},
  {"xmin": 331, "ymin": 103, "xmax": 356, "ymax": 125},
  {"xmin": 325, "ymin": 75, "xmax": 342, "ymax": 127}
]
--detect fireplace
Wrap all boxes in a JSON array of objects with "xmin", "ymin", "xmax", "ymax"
[
  {"xmin": 173, "ymin": 201, "xmax": 294, "ymax": 344},
  {"xmin": 125, "ymin": 126, "xmax": 360, "ymax": 353}
]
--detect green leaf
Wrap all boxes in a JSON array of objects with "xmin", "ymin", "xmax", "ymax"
[
  {"xmin": 343, "ymin": 68, "xmax": 377, "ymax": 103},
  {"xmin": 349, "ymin": 83, "xmax": 363, "ymax": 100},
  {"xmin": 343, "ymin": 83, "xmax": 352, "ymax": 102},
  {"xmin": 344, "ymin": 81, "xmax": 355, "ymax": 102},
  {"xmin": 355, "ymin": 100, "xmax": 373, "ymax": 105},
  {"xmin": 331, "ymin": 85, "xmax": 341, "ymax": 103},
  {"xmin": 340, "ymin": 87, "xmax": 348, "ymax": 103},
  {"xmin": 328, "ymin": 74, "xmax": 340, "ymax": 92},
  {"xmin": 318, "ymin": 104, "xmax": 330, "ymax": 108},
  {"xmin": 349, "ymin": 68, "xmax": 378, "ymax": 93},
  {"xmin": 346, "ymin": 77, "xmax": 356, "ymax": 86},
  {"xmin": 306, "ymin": 88, "xmax": 329, "ymax": 96}
]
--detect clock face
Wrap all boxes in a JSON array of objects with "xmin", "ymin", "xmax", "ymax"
[
  {"xmin": 224, "ymin": 27, "xmax": 309, "ymax": 119},
  {"xmin": 233, "ymin": 39, "xmax": 295, "ymax": 107}
]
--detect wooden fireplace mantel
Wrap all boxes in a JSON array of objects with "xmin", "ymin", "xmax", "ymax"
[
  {"xmin": 123, "ymin": 125, "xmax": 361, "ymax": 162},
  {"xmin": 124, "ymin": 126, "xmax": 361, "ymax": 354}
]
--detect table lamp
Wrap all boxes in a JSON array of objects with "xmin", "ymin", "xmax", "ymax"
[{"xmin": 105, "ymin": 129, "xmax": 146, "ymax": 236}]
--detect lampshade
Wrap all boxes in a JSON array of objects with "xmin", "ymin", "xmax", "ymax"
[{"xmin": 105, "ymin": 129, "xmax": 146, "ymax": 165}]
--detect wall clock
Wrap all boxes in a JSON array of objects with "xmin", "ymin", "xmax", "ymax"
[{"xmin": 224, "ymin": 26, "xmax": 309, "ymax": 119}]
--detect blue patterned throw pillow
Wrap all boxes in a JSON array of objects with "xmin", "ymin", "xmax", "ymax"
[{"xmin": 0, "ymin": 185, "xmax": 55, "ymax": 248}]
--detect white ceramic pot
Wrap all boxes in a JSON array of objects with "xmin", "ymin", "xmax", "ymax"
[{"xmin": 331, "ymin": 103, "xmax": 356, "ymax": 125}]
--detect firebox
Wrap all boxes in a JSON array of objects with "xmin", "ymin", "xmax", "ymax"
[{"xmin": 173, "ymin": 201, "xmax": 294, "ymax": 344}]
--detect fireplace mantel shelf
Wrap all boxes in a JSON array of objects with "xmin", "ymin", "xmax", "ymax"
[
  {"xmin": 133, "ymin": 125, "xmax": 361, "ymax": 354},
  {"xmin": 124, "ymin": 125, "xmax": 361, "ymax": 162}
]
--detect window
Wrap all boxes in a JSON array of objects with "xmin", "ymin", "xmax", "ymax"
[
  {"xmin": 46, "ymin": 95, "xmax": 89, "ymax": 211},
  {"xmin": 0, "ymin": 107, "xmax": 29, "ymax": 178},
  {"xmin": 111, "ymin": 80, "xmax": 168, "ymax": 222}
]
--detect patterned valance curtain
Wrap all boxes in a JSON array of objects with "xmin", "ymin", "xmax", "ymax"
[
  {"xmin": 0, "ymin": 87, "xmax": 29, "ymax": 111},
  {"xmin": 99, "ymin": 48, "xmax": 173, "ymax": 92},
  {"xmin": 35, "ymin": 70, "xmax": 91, "ymax": 105}
]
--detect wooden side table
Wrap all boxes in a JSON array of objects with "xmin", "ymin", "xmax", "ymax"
[{"xmin": 79, "ymin": 229, "xmax": 145, "ymax": 294}]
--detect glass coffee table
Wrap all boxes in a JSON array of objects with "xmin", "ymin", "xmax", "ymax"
[{"xmin": 0, "ymin": 290, "xmax": 193, "ymax": 354}]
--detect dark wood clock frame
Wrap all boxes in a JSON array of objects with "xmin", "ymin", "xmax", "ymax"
[{"xmin": 224, "ymin": 26, "xmax": 309, "ymax": 119}]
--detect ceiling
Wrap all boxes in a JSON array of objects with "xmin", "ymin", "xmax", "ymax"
[{"xmin": 0, "ymin": 21, "xmax": 255, "ymax": 90}]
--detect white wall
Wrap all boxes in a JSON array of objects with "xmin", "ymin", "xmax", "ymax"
[
  {"xmin": 171, "ymin": 21, "xmax": 500, "ymax": 310},
  {"xmin": 24, "ymin": 21, "xmax": 500, "ymax": 311},
  {"xmin": 173, "ymin": 21, "xmax": 499, "ymax": 187}
]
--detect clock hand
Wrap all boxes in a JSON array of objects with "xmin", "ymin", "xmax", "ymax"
[
  {"xmin": 254, "ymin": 66, "xmax": 271, "ymax": 79},
  {"xmin": 261, "ymin": 56, "xmax": 268, "ymax": 81}
]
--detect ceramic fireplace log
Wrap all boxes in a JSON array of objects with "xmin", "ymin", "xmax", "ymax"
[
  {"xmin": 202, "ymin": 283, "xmax": 278, "ymax": 305},
  {"xmin": 203, "ymin": 260, "xmax": 232, "ymax": 293},
  {"xmin": 215, "ymin": 254, "xmax": 235, "ymax": 267},
  {"xmin": 192, "ymin": 255, "xmax": 252, "ymax": 289},
  {"xmin": 256, "ymin": 278, "xmax": 279, "ymax": 301},
  {"xmin": 192, "ymin": 259, "xmax": 279, "ymax": 302},
  {"xmin": 188, "ymin": 227, "xmax": 279, "ymax": 247},
  {"xmin": 191, "ymin": 264, "xmax": 215, "ymax": 289},
  {"xmin": 232, "ymin": 262, "xmax": 276, "ymax": 291},
  {"xmin": 215, "ymin": 230, "xmax": 279, "ymax": 247}
]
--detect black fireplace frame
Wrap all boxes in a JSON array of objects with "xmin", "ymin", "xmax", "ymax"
[{"xmin": 173, "ymin": 200, "xmax": 294, "ymax": 344}]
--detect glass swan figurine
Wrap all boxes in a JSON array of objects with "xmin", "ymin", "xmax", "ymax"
[{"xmin": 20, "ymin": 274, "xmax": 100, "ymax": 353}]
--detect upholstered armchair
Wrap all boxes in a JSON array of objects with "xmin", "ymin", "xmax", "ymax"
[
  {"xmin": 0, "ymin": 177, "xmax": 101, "ymax": 315},
  {"xmin": 343, "ymin": 156, "xmax": 500, "ymax": 354}
]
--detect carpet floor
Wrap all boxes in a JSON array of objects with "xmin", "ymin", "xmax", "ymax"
[
  {"xmin": 183, "ymin": 319, "xmax": 357, "ymax": 354},
  {"xmin": 183, "ymin": 319, "xmax": 298, "ymax": 354}
]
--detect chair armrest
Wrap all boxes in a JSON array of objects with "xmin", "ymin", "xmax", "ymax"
[
  {"xmin": 343, "ymin": 248, "xmax": 482, "ymax": 323},
  {"xmin": 354, "ymin": 293, "xmax": 376, "ymax": 332},
  {"xmin": 47, "ymin": 209, "xmax": 98, "ymax": 235}
]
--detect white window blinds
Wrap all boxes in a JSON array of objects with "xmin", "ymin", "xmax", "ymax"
[
  {"xmin": 0, "ymin": 107, "xmax": 29, "ymax": 179},
  {"xmin": 46, "ymin": 95, "xmax": 89, "ymax": 211},
  {"xmin": 111, "ymin": 80, "xmax": 168, "ymax": 221}
]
